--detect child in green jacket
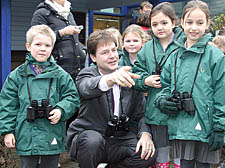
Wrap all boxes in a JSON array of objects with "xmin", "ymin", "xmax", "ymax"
[
  {"xmin": 132, "ymin": 2, "xmax": 183, "ymax": 168},
  {"xmin": 155, "ymin": 1, "xmax": 225, "ymax": 167},
  {"xmin": 119, "ymin": 24, "xmax": 146, "ymax": 67},
  {"xmin": 0, "ymin": 25, "xmax": 80, "ymax": 168}
]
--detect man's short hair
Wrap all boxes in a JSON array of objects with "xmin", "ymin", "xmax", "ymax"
[
  {"xmin": 140, "ymin": 1, "xmax": 153, "ymax": 10},
  {"xmin": 26, "ymin": 25, "xmax": 56, "ymax": 46},
  {"xmin": 87, "ymin": 29, "xmax": 117, "ymax": 56}
]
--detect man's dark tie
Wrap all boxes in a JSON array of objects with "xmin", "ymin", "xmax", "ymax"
[{"xmin": 110, "ymin": 88, "xmax": 115, "ymax": 114}]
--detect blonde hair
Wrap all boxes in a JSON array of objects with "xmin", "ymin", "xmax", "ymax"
[
  {"xmin": 26, "ymin": 25, "xmax": 56, "ymax": 46},
  {"xmin": 209, "ymin": 35, "xmax": 225, "ymax": 52},
  {"xmin": 122, "ymin": 24, "xmax": 147, "ymax": 44},
  {"xmin": 106, "ymin": 27, "xmax": 122, "ymax": 50}
]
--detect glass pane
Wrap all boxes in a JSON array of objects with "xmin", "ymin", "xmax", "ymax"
[
  {"xmin": 94, "ymin": 8, "xmax": 121, "ymax": 14},
  {"xmin": 93, "ymin": 15, "xmax": 120, "ymax": 31}
]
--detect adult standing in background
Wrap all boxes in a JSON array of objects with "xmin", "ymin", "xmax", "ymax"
[
  {"xmin": 31, "ymin": 0, "xmax": 86, "ymax": 82},
  {"xmin": 129, "ymin": 1, "xmax": 153, "ymax": 26},
  {"xmin": 136, "ymin": 11, "xmax": 152, "ymax": 41},
  {"xmin": 139, "ymin": 1, "xmax": 153, "ymax": 14}
]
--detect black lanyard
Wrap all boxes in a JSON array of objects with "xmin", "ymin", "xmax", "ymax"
[
  {"xmin": 106, "ymin": 87, "xmax": 124, "ymax": 118},
  {"xmin": 24, "ymin": 63, "xmax": 53, "ymax": 104},
  {"xmin": 174, "ymin": 48, "xmax": 205, "ymax": 97},
  {"xmin": 153, "ymin": 40, "xmax": 178, "ymax": 72}
]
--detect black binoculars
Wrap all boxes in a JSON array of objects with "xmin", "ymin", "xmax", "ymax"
[
  {"xmin": 152, "ymin": 65, "xmax": 162, "ymax": 75},
  {"xmin": 169, "ymin": 91, "xmax": 195, "ymax": 115},
  {"xmin": 169, "ymin": 91, "xmax": 183, "ymax": 111},
  {"xmin": 27, "ymin": 99, "xmax": 53, "ymax": 122},
  {"xmin": 105, "ymin": 114, "xmax": 129, "ymax": 137}
]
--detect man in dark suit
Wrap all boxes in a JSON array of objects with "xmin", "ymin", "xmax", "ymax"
[{"xmin": 66, "ymin": 29, "xmax": 156, "ymax": 168}]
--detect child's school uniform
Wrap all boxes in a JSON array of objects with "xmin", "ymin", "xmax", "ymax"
[
  {"xmin": 0, "ymin": 53, "xmax": 80, "ymax": 156},
  {"xmin": 155, "ymin": 33, "xmax": 225, "ymax": 163},
  {"xmin": 119, "ymin": 48, "xmax": 134, "ymax": 67},
  {"xmin": 132, "ymin": 26, "xmax": 183, "ymax": 148}
]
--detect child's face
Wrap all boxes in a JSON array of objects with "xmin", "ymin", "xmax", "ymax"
[
  {"xmin": 181, "ymin": 8, "xmax": 209, "ymax": 47},
  {"xmin": 26, "ymin": 34, "xmax": 53, "ymax": 62},
  {"xmin": 123, "ymin": 32, "xmax": 143, "ymax": 55},
  {"xmin": 151, "ymin": 12, "xmax": 175, "ymax": 41}
]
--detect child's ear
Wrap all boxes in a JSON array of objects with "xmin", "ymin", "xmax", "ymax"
[
  {"xmin": 89, "ymin": 54, "xmax": 96, "ymax": 63},
  {"xmin": 181, "ymin": 19, "xmax": 184, "ymax": 29},
  {"xmin": 206, "ymin": 20, "xmax": 211, "ymax": 30},
  {"xmin": 25, "ymin": 43, "xmax": 31, "ymax": 52},
  {"xmin": 172, "ymin": 20, "xmax": 176, "ymax": 28}
]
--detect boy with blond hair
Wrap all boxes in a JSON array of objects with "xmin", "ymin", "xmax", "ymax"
[{"xmin": 0, "ymin": 25, "xmax": 80, "ymax": 168}]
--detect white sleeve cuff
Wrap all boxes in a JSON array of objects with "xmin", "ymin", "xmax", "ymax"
[{"xmin": 98, "ymin": 75, "xmax": 110, "ymax": 91}]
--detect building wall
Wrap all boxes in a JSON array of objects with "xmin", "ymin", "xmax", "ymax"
[
  {"xmin": 11, "ymin": 0, "xmax": 88, "ymax": 51},
  {"xmin": 208, "ymin": 0, "xmax": 225, "ymax": 15},
  {"xmin": 10, "ymin": 0, "xmax": 225, "ymax": 51},
  {"xmin": 11, "ymin": 0, "xmax": 40, "ymax": 51},
  {"xmin": 172, "ymin": 0, "xmax": 225, "ymax": 18}
]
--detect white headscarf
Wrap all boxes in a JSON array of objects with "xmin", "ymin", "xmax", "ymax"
[{"xmin": 45, "ymin": 0, "xmax": 71, "ymax": 19}]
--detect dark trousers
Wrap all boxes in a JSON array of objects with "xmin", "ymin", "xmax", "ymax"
[
  {"xmin": 221, "ymin": 144, "xmax": 225, "ymax": 161},
  {"xmin": 181, "ymin": 159, "xmax": 210, "ymax": 168},
  {"xmin": 20, "ymin": 154, "xmax": 60, "ymax": 168},
  {"xmin": 76, "ymin": 130, "xmax": 156, "ymax": 168}
]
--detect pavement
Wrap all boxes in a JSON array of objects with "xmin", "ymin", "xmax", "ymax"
[{"xmin": 59, "ymin": 152, "xmax": 79, "ymax": 168}]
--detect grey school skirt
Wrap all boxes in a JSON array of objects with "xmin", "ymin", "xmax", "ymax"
[
  {"xmin": 172, "ymin": 140, "xmax": 219, "ymax": 164},
  {"xmin": 149, "ymin": 124, "xmax": 170, "ymax": 148}
]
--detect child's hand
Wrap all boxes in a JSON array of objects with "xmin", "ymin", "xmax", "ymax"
[
  {"xmin": 4, "ymin": 133, "xmax": 16, "ymax": 148},
  {"xmin": 49, "ymin": 109, "xmax": 62, "ymax": 125},
  {"xmin": 144, "ymin": 75, "xmax": 162, "ymax": 88}
]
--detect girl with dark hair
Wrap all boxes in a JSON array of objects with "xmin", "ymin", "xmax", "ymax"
[
  {"xmin": 133, "ymin": 2, "xmax": 183, "ymax": 168},
  {"xmin": 155, "ymin": 0, "xmax": 225, "ymax": 167}
]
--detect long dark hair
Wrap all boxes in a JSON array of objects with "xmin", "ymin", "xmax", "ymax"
[{"xmin": 150, "ymin": 2, "xmax": 178, "ymax": 26}]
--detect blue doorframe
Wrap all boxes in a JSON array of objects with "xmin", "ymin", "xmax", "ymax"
[
  {"xmin": 0, "ymin": 0, "xmax": 11, "ymax": 90},
  {"xmin": 87, "ymin": 0, "xmax": 186, "ymax": 35}
]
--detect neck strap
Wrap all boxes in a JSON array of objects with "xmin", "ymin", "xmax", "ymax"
[
  {"xmin": 24, "ymin": 63, "xmax": 53, "ymax": 104},
  {"xmin": 174, "ymin": 47, "xmax": 206, "ymax": 96},
  {"xmin": 153, "ymin": 40, "xmax": 178, "ymax": 72}
]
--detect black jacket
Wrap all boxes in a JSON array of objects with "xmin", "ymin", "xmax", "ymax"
[
  {"xmin": 31, "ymin": 2, "xmax": 86, "ymax": 80},
  {"xmin": 66, "ymin": 66, "xmax": 150, "ymax": 159}
]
